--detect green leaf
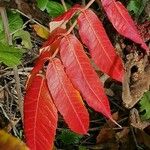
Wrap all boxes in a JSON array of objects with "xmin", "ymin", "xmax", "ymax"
[
  {"xmin": 36, "ymin": 0, "xmax": 71, "ymax": 18},
  {"xmin": 0, "ymin": 42, "xmax": 24, "ymax": 67},
  {"xmin": 0, "ymin": 11, "xmax": 23, "ymax": 43},
  {"xmin": 58, "ymin": 129, "xmax": 83, "ymax": 145},
  {"xmin": 13, "ymin": 30, "xmax": 32, "ymax": 49},
  {"xmin": 0, "ymin": 32, "xmax": 5, "ymax": 43},
  {"xmin": 46, "ymin": 1, "xmax": 65, "ymax": 17},
  {"xmin": 139, "ymin": 91, "xmax": 150, "ymax": 120},
  {"xmin": 127, "ymin": 0, "xmax": 141, "ymax": 14},
  {"xmin": 0, "ymin": 19, "xmax": 3, "ymax": 33},
  {"xmin": 7, "ymin": 11, "xmax": 23, "ymax": 33},
  {"xmin": 127, "ymin": 0, "xmax": 148, "ymax": 18},
  {"xmin": 37, "ymin": 0, "xmax": 48, "ymax": 11}
]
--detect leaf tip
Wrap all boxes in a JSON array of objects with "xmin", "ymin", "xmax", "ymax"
[
  {"xmin": 109, "ymin": 117, "xmax": 122, "ymax": 129},
  {"xmin": 141, "ymin": 43, "xmax": 149, "ymax": 52}
]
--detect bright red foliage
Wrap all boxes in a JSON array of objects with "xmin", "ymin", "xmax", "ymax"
[
  {"xmin": 46, "ymin": 58, "xmax": 89, "ymax": 134},
  {"xmin": 24, "ymin": 75, "xmax": 58, "ymax": 150},
  {"xmin": 60, "ymin": 34, "xmax": 112, "ymax": 119},
  {"xmin": 53, "ymin": 4, "xmax": 81, "ymax": 21},
  {"xmin": 101, "ymin": 0, "xmax": 149, "ymax": 51},
  {"xmin": 42, "ymin": 28, "xmax": 66, "ymax": 48},
  {"xmin": 26, "ymin": 28, "xmax": 65, "ymax": 90},
  {"xmin": 78, "ymin": 9, "xmax": 124, "ymax": 82},
  {"xmin": 23, "ymin": 1, "xmax": 148, "ymax": 149}
]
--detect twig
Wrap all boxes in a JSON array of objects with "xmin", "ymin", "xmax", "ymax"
[
  {"xmin": 66, "ymin": 0, "xmax": 96, "ymax": 35},
  {"xmin": 13, "ymin": 67, "xmax": 24, "ymax": 119},
  {"xmin": 0, "ymin": 7, "xmax": 23, "ymax": 121},
  {"xmin": 130, "ymin": 126, "xmax": 144, "ymax": 150},
  {"xmin": 0, "ymin": 80, "xmax": 15, "ymax": 92},
  {"xmin": 16, "ymin": 9, "xmax": 50, "ymax": 32},
  {"xmin": 61, "ymin": 0, "xmax": 67, "ymax": 12},
  {"xmin": 0, "ymin": 67, "xmax": 33, "ymax": 78},
  {"xmin": 0, "ymin": 104, "xmax": 10, "ymax": 121},
  {"xmin": 66, "ymin": 20, "xmax": 77, "ymax": 35},
  {"xmin": 84, "ymin": 0, "xmax": 95, "ymax": 10},
  {"xmin": 109, "ymin": 97, "xmax": 126, "ymax": 112},
  {"xmin": 0, "ymin": 7, "xmax": 12, "ymax": 43},
  {"xmin": 82, "ymin": 0, "xmax": 86, "ymax": 5}
]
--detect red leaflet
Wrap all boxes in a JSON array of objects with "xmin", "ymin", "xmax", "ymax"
[
  {"xmin": 53, "ymin": 4, "xmax": 81, "ymax": 21},
  {"xmin": 77, "ymin": 9, "xmax": 124, "ymax": 82},
  {"xmin": 26, "ymin": 28, "xmax": 66, "ymax": 90},
  {"xmin": 46, "ymin": 58, "xmax": 89, "ymax": 134},
  {"xmin": 50, "ymin": 5, "xmax": 81, "ymax": 32},
  {"xmin": 60, "ymin": 34, "xmax": 112, "ymax": 119},
  {"xmin": 26, "ymin": 49, "xmax": 51, "ymax": 90},
  {"xmin": 24, "ymin": 75, "xmax": 58, "ymax": 150},
  {"xmin": 42, "ymin": 28, "xmax": 66, "ymax": 48},
  {"xmin": 101, "ymin": 0, "xmax": 149, "ymax": 51}
]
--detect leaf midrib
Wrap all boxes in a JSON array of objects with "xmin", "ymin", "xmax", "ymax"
[
  {"xmin": 65, "ymin": 36, "xmax": 111, "ymax": 118},
  {"xmin": 82, "ymin": 10, "xmax": 121, "ymax": 77},
  {"xmin": 52, "ymin": 59, "xmax": 86, "ymax": 133}
]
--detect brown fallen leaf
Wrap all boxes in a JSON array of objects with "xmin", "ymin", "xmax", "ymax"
[
  {"xmin": 116, "ymin": 127, "xmax": 130, "ymax": 142},
  {"xmin": 136, "ymin": 128, "xmax": 150, "ymax": 149},
  {"xmin": 122, "ymin": 53, "xmax": 150, "ymax": 108},
  {"xmin": 130, "ymin": 108, "xmax": 150, "ymax": 130},
  {"xmin": 130, "ymin": 108, "xmax": 150, "ymax": 149},
  {"xmin": 96, "ymin": 112, "xmax": 119, "ymax": 144}
]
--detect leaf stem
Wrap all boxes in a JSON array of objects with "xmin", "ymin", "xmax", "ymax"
[
  {"xmin": 51, "ymin": 48, "xmax": 59, "ymax": 59},
  {"xmin": 16, "ymin": 9, "xmax": 50, "ymax": 33},
  {"xmin": 84, "ymin": 0, "xmax": 96, "ymax": 10},
  {"xmin": 66, "ymin": 0, "xmax": 96, "ymax": 35},
  {"xmin": 66, "ymin": 20, "xmax": 77, "ymax": 35},
  {"xmin": 61, "ymin": 0, "xmax": 68, "ymax": 12}
]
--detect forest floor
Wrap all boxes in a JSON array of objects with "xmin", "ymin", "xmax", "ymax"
[{"xmin": 0, "ymin": 0, "xmax": 150, "ymax": 150}]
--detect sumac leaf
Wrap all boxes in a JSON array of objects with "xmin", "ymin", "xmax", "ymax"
[
  {"xmin": 25, "ymin": 48, "xmax": 52, "ymax": 90},
  {"xmin": 77, "ymin": 9, "xmax": 124, "ymax": 82},
  {"xmin": 60, "ymin": 34, "xmax": 113, "ymax": 120},
  {"xmin": 26, "ymin": 28, "xmax": 66, "ymax": 89},
  {"xmin": 24, "ymin": 75, "xmax": 58, "ymax": 150},
  {"xmin": 53, "ymin": 4, "xmax": 81, "ymax": 21},
  {"xmin": 42, "ymin": 28, "xmax": 66, "ymax": 48},
  {"xmin": 46, "ymin": 58, "xmax": 89, "ymax": 134},
  {"xmin": 101, "ymin": 0, "xmax": 148, "ymax": 51},
  {"xmin": 50, "ymin": 4, "xmax": 81, "ymax": 32}
]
